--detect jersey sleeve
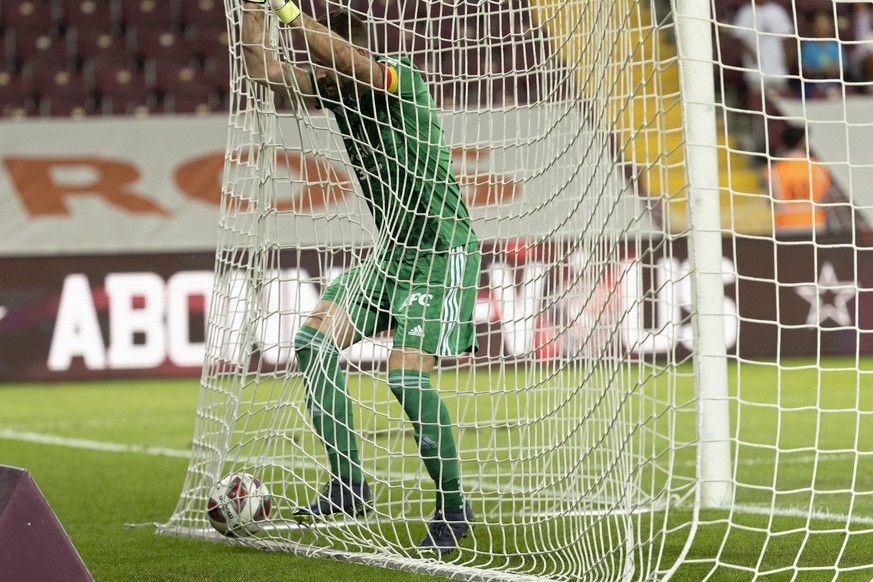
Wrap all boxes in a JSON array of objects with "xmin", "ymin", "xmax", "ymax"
[{"xmin": 376, "ymin": 56, "xmax": 419, "ymax": 99}]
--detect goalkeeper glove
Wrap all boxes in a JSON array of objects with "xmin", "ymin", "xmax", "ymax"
[
  {"xmin": 242, "ymin": 0, "xmax": 300, "ymax": 24},
  {"xmin": 271, "ymin": 0, "xmax": 301, "ymax": 24}
]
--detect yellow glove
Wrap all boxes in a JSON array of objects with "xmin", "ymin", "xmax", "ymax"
[
  {"xmin": 241, "ymin": 0, "xmax": 300, "ymax": 24},
  {"xmin": 270, "ymin": 0, "xmax": 300, "ymax": 24}
]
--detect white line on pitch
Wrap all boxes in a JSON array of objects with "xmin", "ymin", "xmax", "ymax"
[
  {"xmin": 732, "ymin": 503, "xmax": 873, "ymax": 526},
  {"xmin": 2, "ymin": 425, "xmax": 861, "ymax": 473},
  {"xmin": 7, "ymin": 428, "xmax": 873, "ymax": 526},
  {"xmin": 677, "ymin": 452, "xmax": 858, "ymax": 468},
  {"xmin": 0, "ymin": 427, "xmax": 496, "ymax": 489},
  {"xmin": 9, "ymin": 426, "xmax": 867, "ymax": 513},
  {"xmin": 0, "ymin": 427, "xmax": 191, "ymax": 458}
]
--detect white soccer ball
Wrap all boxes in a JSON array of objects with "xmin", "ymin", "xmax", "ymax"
[{"xmin": 206, "ymin": 473, "xmax": 272, "ymax": 537}]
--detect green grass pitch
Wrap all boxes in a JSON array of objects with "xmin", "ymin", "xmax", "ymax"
[
  {"xmin": 2, "ymin": 358, "xmax": 873, "ymax": 581},
  {"xmin": 0, "ymin": 379, "xmax": 438, "ymax": 582}
]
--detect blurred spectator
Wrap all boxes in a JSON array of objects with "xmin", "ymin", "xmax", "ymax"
[
  {"xmin": 732, "ymin": 0, "xmax": 794, "ymax": 88},
  {"xmin": 732, "ymin": 0, "xmax": 795, "ymax": 154},
  {"xmin": 853, "ymin": 3, "xmax": 873, "ymax": 90},
  {"xmin": 800, "ymin": 10, "xmax": 848, "ymax": 98},
  {"xmin": 766, "ymin": 125, "xmax": 831, "ymax": 236}
]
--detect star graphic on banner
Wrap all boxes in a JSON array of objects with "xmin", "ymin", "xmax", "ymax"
[{"xmin": 794, "ymin": 263, "xmax": 856, "ymax": 327}]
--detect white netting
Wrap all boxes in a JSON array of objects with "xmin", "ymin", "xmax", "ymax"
[
  {"xmin": 160, "ymin": 0, "xmax": 873, "ymax": 580},
  {"xmin": 160, "ymin": 0, "xmax": 687, "ymax": 579}
]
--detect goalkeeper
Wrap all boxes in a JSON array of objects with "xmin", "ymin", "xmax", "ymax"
[{"xmin": 241, "ymin": 0, "xmax": 480, "ymax": 558}]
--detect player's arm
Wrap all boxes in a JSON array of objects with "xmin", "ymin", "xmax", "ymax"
[
  {"xmin": 271, "ymin": 1, "xmax": 387, "ymax": 91},
  {"xmin": 240, "ymin": 3, "xmax": 317, "ymax": 106}
]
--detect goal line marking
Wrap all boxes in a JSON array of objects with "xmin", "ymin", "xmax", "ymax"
[
  {"xmin": 2, "ymin": 426, "xmax": 858, "ymax": 470},
  {"xmin": 158, "ymin": 524, "xmax": 552, "ymax": 582},
  {"xmin": 678, "ymin": 452, "xmax": 858, "ymax": 468},
  {"xmin": 0, "ymin": 426, "xmax": 493, "ymax": 487},
  {"xmin": 731, "ymin": 503, "xmax": 873, "ymax": 527},
  {"xmin": 5, "ymin": 428, "xmax": 873, "ymax": 526}
]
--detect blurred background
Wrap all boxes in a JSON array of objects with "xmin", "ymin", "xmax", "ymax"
[
  {"xmin": 0, "ymin": 0, "xmax": 229, "ymax": 116},
  {"xmin": 1, "ymin": 0, "xmax": 872, "ymax": 378}
]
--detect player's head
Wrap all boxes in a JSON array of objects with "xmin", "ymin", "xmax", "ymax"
[
  {"xmin": 318, "ymin": 9, "xmax": 370, "ymax": 51},
  {"xmin": 782, "ymin": 125, "xmax": 807, "ymax": 151},
  {"xmin": 316, "ymin": 9, "xmax": 370, "ymax": 94}
]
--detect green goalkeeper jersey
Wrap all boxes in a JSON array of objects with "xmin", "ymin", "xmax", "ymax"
[{"xmin": 311, "ymin": 55, "xmax": 477, "ymax": 261}]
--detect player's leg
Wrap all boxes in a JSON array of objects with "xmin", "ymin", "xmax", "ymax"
[
  {"xmin": 388, "ymin": 348, "xmax": 474, "ymax": 558},
  {"xmin": 388, "ymin": 245, "xmax": 480, "ymax": 556},
  {"xmin": 293, "ymin": 266, "xmax": 390, "ymax": 520},
  {"xmin": 294, "ymin": 299, "xmax": 361, "ymax": 484},
  {"xmin": 386, "ymin": 349, "xmax": 464, "ymax": 512}
]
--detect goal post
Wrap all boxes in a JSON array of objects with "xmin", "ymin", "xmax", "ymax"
[
  {"xmin": 674, "ymin": 0, "xmax": 732, "ymax": 511},
  {"xmin": 158, "ymin": 0, "xmax": 719, "ymax": 578},
  {"xmin": 160, "ymin": 0, "xmax": 873, "ymax": 579}
]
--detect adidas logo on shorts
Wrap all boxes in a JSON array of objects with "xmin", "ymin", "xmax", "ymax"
[{"xmin": 408, "ymin": 325, "xmax": 424, "ymax": 338}]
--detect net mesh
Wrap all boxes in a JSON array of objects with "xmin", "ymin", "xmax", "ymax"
[
  {"xmin": 160, "ymin": 0, "xmax": 689, "ymax": 579},
  {"xmin": 160, "ymin": 0, "xmax": 873, "ymax": 580}
]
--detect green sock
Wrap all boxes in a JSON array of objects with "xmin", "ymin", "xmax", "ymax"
[
  {"xmin": 294, "ymin": 326, "xmax": 362, "ymax": 483},
  {"xmin": 387, "ymin": 369, "xmax": 464, "ymax": 511}
]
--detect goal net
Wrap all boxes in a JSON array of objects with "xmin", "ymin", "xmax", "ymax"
[{"xmin": 160, "ymin": 0, "xmax": 873, "ymax": 579}]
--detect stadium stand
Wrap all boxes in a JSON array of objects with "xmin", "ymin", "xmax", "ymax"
[
  {"xmin": 714, "ymin": 0, "xmax": 856, "ymax": 87},
  {"xmin": 60, "ymin": 0, "xmax": 119, "ymax": 32},
  {"xmin": 95, "ymin": 67, "xmax": 156, "ymax": 115},
  {"xmin": 39, "ymin": 70, "xmax": 98, "ymax": 117},
  {"xmin": 0, "ymin": 0, "xmax": 861, "ymax": 120},
  {"xmin": 180, "ymin": 0, "xmax": 227, "ymax": 30},
  {"xmin": 1, "ymin": 0, "xmax": 56, "ymax": 34},
  {"xmin": 0, "ymin": 71, "xmax": 37, "ymax": 118},
  {"xmin": 0, "ymin": 0, "xmax": 558, "ymax": 117},
  {"xmin": 120, "ymin": 0, "xmax": 182, "ymax": 32}
]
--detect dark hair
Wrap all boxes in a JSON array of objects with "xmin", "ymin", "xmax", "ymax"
[
  {"xmin": 317, "ymin": 9, "xmax": 369, "ymax": 49},
  {"xmin": 782, "ymin": 125, "xmax": 807, "ymax": 150}
]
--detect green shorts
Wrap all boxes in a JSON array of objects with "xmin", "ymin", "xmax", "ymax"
[{"xmin": 322, "ymin": 244, "xmax": 481, "ymax": 356}]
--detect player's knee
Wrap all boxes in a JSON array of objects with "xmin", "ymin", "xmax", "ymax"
[
  {"xmin": 293, "ymin": 327, "xmax": 339, "ymax": 366},
  {"xmin": 387, "ymin": 374, "xmax": 404, "ymax": 400},
  {"xmin": 388, "ymin": 348, "xmax": 436, "ymax": 373},
  {"xmin": 387, "ymin": 373, "xmax": 431, "ymax": 406},
  {"xmin": 294, "ymin": 326, "xmax": 330, "ymax": 353},
  {"xmin": 293, "ymin": 328, "xmax": 314, "ymax": 355}
]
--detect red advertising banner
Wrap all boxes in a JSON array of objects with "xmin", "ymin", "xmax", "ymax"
[
  {"xmin": 0, "ymin": 237, "xmax": 869, "ymax": 382},
  {"xmin": 0, "ymin": 113, "xmax": 579, "ymax": 257}
]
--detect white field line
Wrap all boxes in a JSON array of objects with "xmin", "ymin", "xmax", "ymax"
[
  {"xmin": 732, "ymin": 503, "xmax": 873, "ymax": 527},
  {"xmin": 2, "ymin": 424, "xmax": 860, "ymax": 478},
  {"xmin": 677, "ymin": 452, "xmax": 857, "ymax": 468},
  {"xmin": 0, "ymin": 427, "xmax": 498, "ymax": 490},
  {"xmin": 4, "ymin": 417, "xmax": 176, "ymax": 432},
  {"xmin": 4, "ymin": 425, "xmax": 856, "ymax": 471},
  {"xmin": 0, "ymin": 427, "xmax": 190, "ymax": 458},
  {"xmin": 6, "ymin": 427, "xmax": 873, "ymax": 527}
]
